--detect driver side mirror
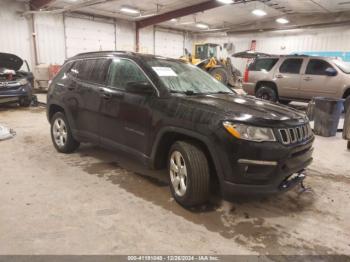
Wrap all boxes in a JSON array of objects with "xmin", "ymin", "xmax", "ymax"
[
  {"xmin": 325, "ymin": 67, "xmax": 337, "ymax": 76},
  {"xmin": 125, "ymin": 81, "xmax": 154, "ymax": 94}
]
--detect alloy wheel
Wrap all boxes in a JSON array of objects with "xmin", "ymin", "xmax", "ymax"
[
  {"xmin": 53, "ymin": 118, "xmax": 68, "ymax": 148},
  {"xmin": 169, "ymin": 151, "xmax": 188, "ymax": 197}
]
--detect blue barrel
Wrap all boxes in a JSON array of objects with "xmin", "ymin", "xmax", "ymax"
[{"xmin": 313, "ymin": 97, "xmax": 343, "ymax": 137}]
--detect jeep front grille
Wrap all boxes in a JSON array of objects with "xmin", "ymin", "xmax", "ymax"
[{"xmin": 278, "ymin": 124, "xmax": 312, "ymax": 145}]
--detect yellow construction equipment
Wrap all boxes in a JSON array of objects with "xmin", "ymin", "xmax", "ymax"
[{"xmin": 181, "ymin": 43, "xmax": 241, "ymax": 87}]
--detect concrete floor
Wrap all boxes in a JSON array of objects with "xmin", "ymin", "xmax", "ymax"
[{"xmin": 0, "ymin": 105, "xmax": 350, "ymax": 255}]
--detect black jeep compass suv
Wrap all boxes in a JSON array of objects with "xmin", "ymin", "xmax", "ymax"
[{"xmin": 47, "ymin": 51, "xmax": 314, "ymax": 207}]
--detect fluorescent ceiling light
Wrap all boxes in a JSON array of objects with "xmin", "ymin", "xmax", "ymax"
[
  {"xmin": 120, "ymin": 6, "xmax": 140, "ymax": 15},
  {"xmin": 252, "ymin": 9, "xmax": 267, "ymax": 16},
  {"xmin": 217, "ymin": 0, "xmax": 234, "ymax": 3},
  {"xmin": 196, "ymin": 23, "xmax": 209, "ymax": 29},
  {"xmin": 276, "ymin": 18, "xmax": 289, "ymax": 24}
]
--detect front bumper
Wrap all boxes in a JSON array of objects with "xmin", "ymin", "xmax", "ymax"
[
  {"xmin": 213, "ymin": 130, "xmax": 314, "ymax": 196},
  {"xmin": 0, "ymin": 84, "xmax": 32, "ymax": 104}
]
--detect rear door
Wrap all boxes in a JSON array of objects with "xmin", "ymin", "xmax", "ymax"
[
  {"xmin": 66, "ymin": 58, "xmax": 111, "ymax": 143},
  {"xmin": 300, "ymin": 58, "xmax": 341, "ymax": 99},
  {"xmin": 274, "ymin": 58, "xmax": 304, "ymax": 98}
]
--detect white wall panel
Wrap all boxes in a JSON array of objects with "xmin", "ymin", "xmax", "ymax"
[
  {"xmin": 35, "ymin": 14, "xmax": 65, "ymax": 65},
  {"xmin": 116, "ymin": 20, "xmax": 135, "ymax": 52},
  {"xmin": 64, "ymin": 16, "xmax": 115, "ymax": 58},
  {"xmin": 139, "ymin": 26, "xmax": 154, "ymax": 54},
  {"xmin": 155, "ymin": 29, "xmax": 184, "ymax": 58},
  {"xmin": 0, "ymin": 0, "xmax": 32, "ymax": 67}
]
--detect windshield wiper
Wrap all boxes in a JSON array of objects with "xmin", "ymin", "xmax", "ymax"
[{"xmin": 170, "ymin": 90, "xmax": 197, "ymax": 96}]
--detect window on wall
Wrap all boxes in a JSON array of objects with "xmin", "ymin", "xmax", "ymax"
[
  {"xmin": 279, "ymin": 59, "xmax": 303, "ymax": 74},
  {"xmin": 108, "ymin": 58, "xmax": 149, "ymax": 90},
  {"xmin": 306, "ymin": 59, "xmax": 335, "ymax": 76}
]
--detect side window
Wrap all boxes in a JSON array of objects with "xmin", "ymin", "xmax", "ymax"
[
  {"xmin": 88, "ymin": 59, "xmax": 111, "ymax": 84},
  {"xmin": 279, "ymin": 58, "xmax": 303, "ymax": 74},
  {"xmin": 249, "ymin": 58, "xmax": 279, "ymax": 72},
  {"xmin": 67, "ymin": 59, "xmax": 111, "ymax": 84},
  {"xmin": 108, "ymin": 58, "xmax": 149, "ymax": 90},
  {"xmin": 68, "ymin": 60, "xmax": 91, "ymax": 81},
  {"xmin": 306, "ymin": 59, "xmax": 334, "ymax": 76}
]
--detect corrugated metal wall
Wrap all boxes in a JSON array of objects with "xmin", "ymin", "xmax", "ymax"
[
  {"xmin": 198, "ymin": 26, "xmax": 350, "ymax": 74},
  {"xmin": 64, "ymin": 16, "xmax": 116, "ymax": 58},
  {"xmin": 0, "ymin": 0, "xmax": 32, "ymax": 67},
  {"xmin": 139, "ymin": 26, "xmax": 155, "ymax": 54},
  {"xmin": 155, "ymin": 28, "xmax": 185, "ymax": 58},
  {"xmin": 116, "ymin": 20, "xmax": 135, "ymax": 52},
  {"xmin": 35, "ymin": 14, "xmax": 66, "ymax": 65}
]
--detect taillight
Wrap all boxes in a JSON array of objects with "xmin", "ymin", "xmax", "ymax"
[{"xmin": 243, "ymin": 68, "xmax": 249, "ymax": 83}]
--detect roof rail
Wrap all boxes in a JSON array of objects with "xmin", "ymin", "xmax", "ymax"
[{"xmin": 74, "ymin": 50, "xmax": 135, "ymax": 57}]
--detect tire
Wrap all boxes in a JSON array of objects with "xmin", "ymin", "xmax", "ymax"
[
  {"xmin": 168, "ymin": 141, "xmax": 210, "ymax": 207},
  {"xmin": 348, "ymin": 141, "xmax": 350, "ymax": 150},
  {"xmin": 19, "ymin": 96, "xmax": 31, "ymax": 107},
  {"xmin": 50, "ymin": 112, "xmax": 80, "ymax": 153},
  {"xmin": 210, "ymin": 67, "xmax": 229, "ymax": 85},
  {"xmin": 256, "ymin": 85, "xmax": 278, "ymax": 102}
]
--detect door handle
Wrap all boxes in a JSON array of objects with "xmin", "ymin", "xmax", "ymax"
[
  {"xmin": 303, "ymin": 77, "xmax": 312, "ymax": 81},
  {"xmin": 100, "ymin": 88, "xmax": 124, "ymax": 99},
  {"xmin": 275, "ymin": 74, "xmax": 284, "ymax": 79}
]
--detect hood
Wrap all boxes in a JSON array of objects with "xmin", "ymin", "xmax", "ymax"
[
  {"xmin": 0, "ymin": 53, "xmax": 23, "ymax": 71},
  {"xmin": 182, "ymin": 94, "xmax": 307, "ymax": 126}
]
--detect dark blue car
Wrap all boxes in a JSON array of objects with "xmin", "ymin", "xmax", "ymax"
[{"xmin": 0, "ymin": 53, "xmax": 33, "ymax": 107}]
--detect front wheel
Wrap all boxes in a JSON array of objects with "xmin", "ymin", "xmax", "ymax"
[
  {"xmin": 168, "ymin": 141, "xmax": 210, "ymax": 207},
  {"xmin": 50, "ymin": 112, "xmax": 80, "ymax": 153},
  {"xmin": 210, "ymin": 67, "xmax": 229, "ymax": 85},
  {"xmin": 256, "ymin": 86, "xmax": 278, "ymax": 102},
  {"xmin": 19, "ymin": 96, "xmax": 31, "ymax": 107}
]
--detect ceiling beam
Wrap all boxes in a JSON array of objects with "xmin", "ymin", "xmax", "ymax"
[
  {"xmin": 136, "ymin": 0, "xmax": 226, "ymax": 29},
  {"xmin": 29, "ymin": 0, "xmax": 55, "ymax": 10}
]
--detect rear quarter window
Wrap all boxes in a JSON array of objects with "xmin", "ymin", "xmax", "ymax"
[{"xmin": 249, "ymin": 58, "xmax": 278, "ymax": 72}]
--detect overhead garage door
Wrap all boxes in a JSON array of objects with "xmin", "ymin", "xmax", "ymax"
[
  {"xmin": 64, "ymin": 16, "xmax": 115, "ymax": 58},
  {"xmin": 155, "ymin": 29, "xmax": 184, "ymax": 59}
]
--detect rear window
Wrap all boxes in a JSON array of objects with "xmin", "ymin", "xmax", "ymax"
[{"xmin": 249, "ymin": 58, "xmax": 278, "ymax": 72}]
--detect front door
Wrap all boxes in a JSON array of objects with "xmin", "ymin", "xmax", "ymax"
[
  {"xmin": 300, "ymin": 58, "xmax": 340, "ymax": 99},
  {"xmin": 100, "ymin": 58, "xmax": 154, "ymax": 159},
  {"xmin": 274, "ymin": 58, "xmax": 304, "ymax": 98}
]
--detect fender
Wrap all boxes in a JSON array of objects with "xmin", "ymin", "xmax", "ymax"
[{"xmin": 150, "ymin": 126, "xmax": 224, "ymax": 180}]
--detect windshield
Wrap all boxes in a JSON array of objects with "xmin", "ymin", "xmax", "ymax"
[
  {"xmin": 333, "ymin": 59, "xmax": 350, "ymax": 74},
  {"xmin": 145, "ymin": 58, "xmax": 233, "ymax": 95}
]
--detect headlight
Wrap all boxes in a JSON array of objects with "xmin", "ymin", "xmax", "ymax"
[
  {"xmin": 18, "ymin": 78, "xmax": 29, "ymax": 86},
  {"xmin": 223, "ymin": 122, "xmax": 276, "ymax": 142}
]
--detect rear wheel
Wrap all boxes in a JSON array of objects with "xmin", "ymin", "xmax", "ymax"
[
  {"xmin": 168, "ymin": 141, "xmax": 210, "ymax": 207},
  {"xmin": 256, "ymin": 85, "xmax": 278, "ymax": 102},
  {"xmin": 50, "ymin": 112, "xmax": 80, "ymax": 153},
  {"xmin": 210, "ymin": 67, "xmax": 229, "ymax": 85}
]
